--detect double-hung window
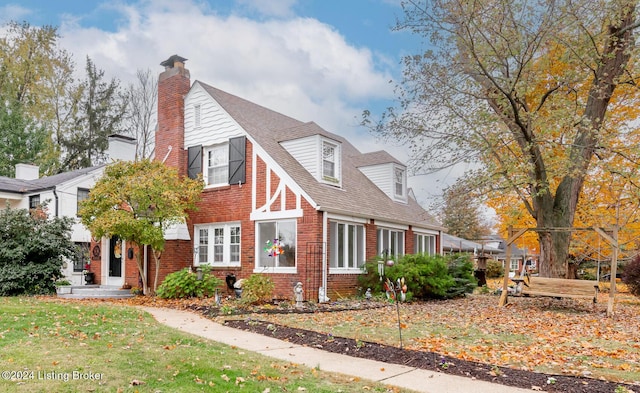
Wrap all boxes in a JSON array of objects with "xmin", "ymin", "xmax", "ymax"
[
  {"xmin": 73, "ymin": 242, "xmax": 90, "ymax": 272},
  {"xmin": 329, "ymin": 221, "xmax": 364, "ymax": 270},
  {"xmin": 394, "ymin": 166, "xmax": 405, "ymax": 198},
  {"xmin": 510, "ymin": 259, "xmax": 519, "ymax": 271},
  {"xmin": 194, "ymin": 223, "xmax": 241, "ymax": 266},
  {"xmin": 205, "ymin": 144, "xmax": 229, "ymax": 186},
  {"xmin": 377, "ymin": 228, "xmax": 405, "ymax": 258},
  {"xmin": 257, "ymin": 220, "xmax": 296, "ymax": 269},
  {"xmin": 322, "ymin": 142, "xmax": 336, "ymax": 179},
  {"xmin": 414, "ymin": 233, "xmax": 436, "ymax": 255},
  {"xmin": 29, "ymin": 195, "xmax": 40, "ymax": 210},
  {"xmin": 77, "ymin": 188, "xmax": 90, "ymax": 216}
]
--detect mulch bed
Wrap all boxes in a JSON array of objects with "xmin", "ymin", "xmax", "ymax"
[{"xmin": 187, "ymin": 302, "xmax": 637, "ymax": 393}]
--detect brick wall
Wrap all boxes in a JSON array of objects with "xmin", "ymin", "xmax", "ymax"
[{"xmin": 156, "ymin": 62, "xmax": 190, "ymax": 176}]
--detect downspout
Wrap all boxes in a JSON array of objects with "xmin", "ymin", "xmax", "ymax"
[
  {"xmin": 53, "ymin": 188, "xmax": 59, "ymax": 217},
  {"xmin": 320, "ymin": 210, "xmax": 329, "ymax": 303}
]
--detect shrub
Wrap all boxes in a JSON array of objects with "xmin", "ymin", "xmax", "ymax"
[
  {"xmin": 445, "ymin": 254, "xmax": 477, "ymax": 298},
  {"xmin": 359, "ymin": 253, "xmax": 477, "ymax": 300},
  {"xmin": 156, "ymin": 265, "xmax": 222, "ymax": 299},
  {"xmin": 622, "ymin": 255, "xmax": 640, "ymax": 297},
  {"xmin": 384, "ymin": 254, "xmax": 454, "ymax": 299},
  {"xmin": 240, "ymin": 274, "xmax": 275, "ymax": 305},
  {"xmin": 485, "ymin": 259, "xmax": 504, "ymax": 278},
  {"xmin": 358, "ymin": 258, "xmax": 386, "ymax": 294},
  {"xmin": 0, "ymin": 205, "xmax": 75, "ymax": 295}
]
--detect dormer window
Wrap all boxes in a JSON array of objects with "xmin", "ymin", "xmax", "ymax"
[
  {"xmin": 322, "ymin": 141, "xmax": 336, "ymax": 179},
  {"xmin": 394, "ymin": 166, "xmax": 405, "ymax": 198},
  {"xmin": 320, "ymin": 139, "xmax": 341, "ymax": 185},
  {"xmin": 280, "ymin": 134, "xmax": 341, "ymax": 186}
]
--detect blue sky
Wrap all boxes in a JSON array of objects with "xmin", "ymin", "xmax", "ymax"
[{"xmin": 0, "ymin": 0, "xmax": 461, "ymax": 208}]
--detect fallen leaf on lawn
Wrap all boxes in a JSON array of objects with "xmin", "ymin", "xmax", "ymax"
[
  {"xmin": 221, "ymin": 374, "xmax": 230, "ymax": 382},
  {"xmin": 129, "ymin": 379, "xmax": 145, "ymax": 386},
  {"xmin": 297, "ymin": 387, "xmax": 307, "ymax": 391}
]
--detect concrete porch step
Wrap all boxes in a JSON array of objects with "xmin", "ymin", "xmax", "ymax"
[{"xmin": 57, "ymin": 285, "xmax": 134, "ymax": 299}]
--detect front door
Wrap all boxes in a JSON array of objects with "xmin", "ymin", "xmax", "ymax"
[{"xmin": 104, "ymin": 236, "xmax": 124, "ymax": 287}]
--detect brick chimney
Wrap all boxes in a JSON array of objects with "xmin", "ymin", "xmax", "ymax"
[{"xmin": 157, "ymin": 55, "xmax": 190, "ymax": 175}]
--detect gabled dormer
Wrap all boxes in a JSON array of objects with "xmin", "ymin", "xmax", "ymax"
[
  {"xmin": 281, "ymin": 134, "xmax": 342, "ymax": 187},
  {"xmin": 356, "ymin": 151, "xmax": 408, "ymax": 203}
]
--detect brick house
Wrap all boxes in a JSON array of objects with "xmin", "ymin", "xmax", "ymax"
[{"xmin": 95, "ymin": 55, "xmax": 443, "ymax": 300}]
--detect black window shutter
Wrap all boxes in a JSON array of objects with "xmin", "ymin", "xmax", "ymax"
[
  {"xmin": 187, "ymin": 145, "xmax": 202, "ymax": 179},
  {"xmin": 228, "ymin": 136, "xmax": 246, "ymax": 184}
]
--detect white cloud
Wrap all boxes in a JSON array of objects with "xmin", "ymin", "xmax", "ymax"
[
  {"xmin": 0, "ymin": 4, "xmax": 32, "ymax": 24},
  {"xmin": 55, "ymin": 0, "xmax": 394, "ymax": 148},
  {"xmin": 234, "ymin": 0, "xmax": 298, "ymax": 18}
]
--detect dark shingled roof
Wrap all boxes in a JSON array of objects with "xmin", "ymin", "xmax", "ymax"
[
  {"xmin": 198, "ymin": 81, "xmax": 442, "ymax": 230},
  {"xmin": 0, "ymin": 165, "xmax": 104, "ymax": 194}
]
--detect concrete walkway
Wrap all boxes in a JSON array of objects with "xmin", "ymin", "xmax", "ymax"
[{"xmin": 142, "ymin": 307, "xmax": 537, "ymax": 393}]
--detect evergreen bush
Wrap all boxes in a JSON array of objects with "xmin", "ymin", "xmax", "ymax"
[
  {"xmin": 445, "ymin": 254, "xmax": 477, "ymax": 298},
  {"xmin": 383, "ymin": 254, "xmax": 454, "ymax": 299},
  {"xmin": 359, "ymin": 253, "xmax": 477, "ymax": 300},
  {"xmin": 156, "ymin": 265, "xmax": 222, "ymax": 299},
  {"xmin": 358, "ymin": 258, "xmax": 386, "ymax": 294},
  {"xmin": 0, "ymin": 206, "xmax": 75, "ymax": 295}
]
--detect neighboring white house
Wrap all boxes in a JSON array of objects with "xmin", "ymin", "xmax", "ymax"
[{"xmin": 0, "ymin": 135, "xmax": 136, "ymax": 285}]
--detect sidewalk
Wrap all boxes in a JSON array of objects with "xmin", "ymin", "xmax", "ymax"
[{"xmin": 142, "ymin": 307, "xmax": 536, "ymax": 393}]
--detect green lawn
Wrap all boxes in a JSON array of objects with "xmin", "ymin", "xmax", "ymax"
[{"xmin": 0, "ymin": 297, "xmax": 404, "ymax": 393}]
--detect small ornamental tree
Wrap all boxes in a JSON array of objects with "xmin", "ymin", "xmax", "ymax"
[
  {"xmin": 80, "ymin": 159, "xmax": 202, "ymax": 295},
  {"xmin": 0, "ymin": 204, "xmax": 75, "ymax": 295}
]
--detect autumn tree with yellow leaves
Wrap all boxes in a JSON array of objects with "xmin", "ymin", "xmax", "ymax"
[
  {"xmin": 365, "ymin": 0, "xmax": 640, "ymax": 278},
  {"xmin": 80, "ymin": 160, "xmax": 203, "ymax": 295}
]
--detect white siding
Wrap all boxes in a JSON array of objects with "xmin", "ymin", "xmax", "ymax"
[
  {"xmin": 359, "ymin": 163, "xmax": 393, "ymax": 197},
  {"xmin": 359, "ymin": 163, "xmax": 407, "ymax": 203},
  {"xmin": 281, "ymin": 135, "xmax": 342, "ymax": 186},
  {"xmin": 281, "ymin": 135, "xmax": 320, "ymax": 178},
  {"xmin": 184, "ymin": 83, "xmax": 245, "ymax": 147}
]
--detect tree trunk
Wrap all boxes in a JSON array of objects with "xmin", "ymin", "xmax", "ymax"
[
  {"xmin": 153, "ymin": 250, "xmax": 162, "ymax": 294},
  {"xmin": 538, "ymin": 230, "xmax": 570, "ymax": 278},
  {"xmin": 133, "ymin": 243, "xmax": 148, "ymax": 295}
]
